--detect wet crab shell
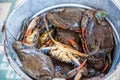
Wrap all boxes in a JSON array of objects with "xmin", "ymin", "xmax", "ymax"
[
  {"xmin": 84, "ymin": 21, "xmax": 114, "ymax": 53},
  {"xmin": 81, "ymin": 9, "xmax": 114, "ymax": 54},
  {"xmin": 47, "ymin": 8, "xmax": 84, "ymax": 31},
  {"xmin": 12, "ymin": 41, "xmax": 54, "ymax": 79}
]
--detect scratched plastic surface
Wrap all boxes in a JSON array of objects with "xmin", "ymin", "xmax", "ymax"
[{"xmin": 5, "ymin": 0, "xmax": 120, "ymax": 80}]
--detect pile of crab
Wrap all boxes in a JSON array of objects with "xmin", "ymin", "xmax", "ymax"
[{"xmin": 13, "ymin": 8, "xmax": 114, "ymax": 80}]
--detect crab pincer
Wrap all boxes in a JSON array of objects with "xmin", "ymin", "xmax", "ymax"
[
  {"xmin": 68, "ymin": 38, "xmax": 79, "ymax": 51},
  {"xmin": 61, "ymin": 59, "xmax": 87, "ymax": 79},
  {"xmin": 74, "ymin": 59, "xmax": 87, "ymax": 80}
]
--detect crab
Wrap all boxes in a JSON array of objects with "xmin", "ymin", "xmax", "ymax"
[
  {"xmin": 40, "ymin": 38, "xmax": 88, "ymax": 66},
  {"xmin": 47, "ymin": 8, "xmax": 84, "ymax": 31},
  {"xmin": 14, "ymin": 8, "xmax": 113, "ymax": 80},
  {"xmin": 13, "ymin": 41, "xmax": 54, "ymax": 80},
  {"xmin": 80, "ymin": 9, "xmax": 114, "ymax": 70},
  {"xmin": 22, "ymin": 17, "xmax": 40, "ymax": 43}
]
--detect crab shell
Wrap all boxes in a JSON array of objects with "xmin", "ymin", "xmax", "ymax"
[
  {"xmin": 13, "ymin": 41, "xmax": 54, "ymax": 79},
  {"xmin": 81, "ymin": 9, "xmax": 114, "ymax": 54},
  {"xmin": 47, "ymin": 8, "xmax": 84, "ymax": 31}
]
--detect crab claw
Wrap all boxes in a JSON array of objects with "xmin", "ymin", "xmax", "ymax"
[
  {"xmin": 74, "ymin": 69, "xmax": 83, "ymax": 80},
  {"xmin": 63, "ymin": 67, "xmax": 78, "ymax": 79},
  {"xmin": 77, "ymin": 59, "xmax": 87, "ymax": 70},
  {"xmin": 59, "ymin": 25, "xmax": 66, "ymax": 29},
  {"xmin": 45, "ymin": 40, "xmax": 53, "ymax": 46},
  {"xmin": 102, "ymin": 63, "xmax": 108, "ymax": 72},
  {"xmin": 62, "ymin": 59, "xmax": 87, "ymax": 79},
  {"xmin": 74, "ymin": 59, "xmax": 87, "ymax": 80},
  {"xmin": 68, "ymin": 39, "xmax": 79, "ymax": 51},
  {"xmin": 67, "ymin": 53, "xmax": 80, "ymax": 66},
  {"xmin": 102, "ymin": 60, "xmax": 109, "ymax": 72}
]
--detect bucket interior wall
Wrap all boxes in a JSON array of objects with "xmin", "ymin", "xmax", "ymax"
[{"xmin": 5, "ymin": 0, "xmax": 120, "ymax": 79}]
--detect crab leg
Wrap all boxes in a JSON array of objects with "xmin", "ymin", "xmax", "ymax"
[
  {"xmin": 79, "ymin": 34, "xmax": 87, "ymax": 53},
  {"xmin": 46, "ymin": 40, "xmax": 53, "ymax": 45},
  {"xmin": 77, "ymin": 59, "xmax": 87, "ymax": 70},
  {"xmin": 74, "ymin": 59, "xmax": 87, "ymax": 80},
  {"xmin": 102, "ymin": 58, "xmax": 109, "ymax": 73},
  {"xmin": 102, "ymin": 63, "xmax": 108, "ymax": 72},
  {"xmin": 74, "ymin": 69, "xmax": 83, "ymax": 80},
  {"xmin": 63, "ymin": 67, "xmax": 78, "ymax": 79},
  {"xmin": 80, "ymin": 14, "xmax": 91, "ymax": 53},
  {"xmin": 63, "ymin": 59, "xmax": 87, "ymax": 79}
]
